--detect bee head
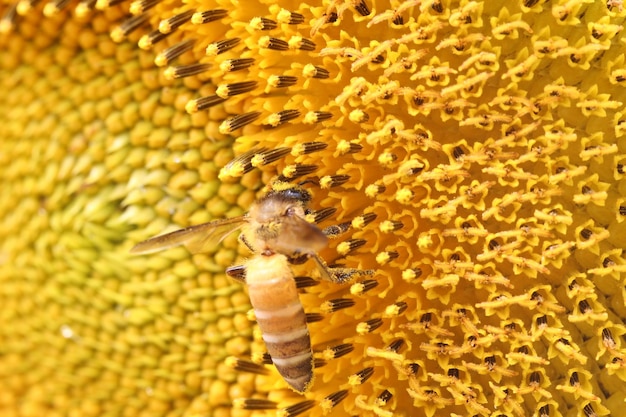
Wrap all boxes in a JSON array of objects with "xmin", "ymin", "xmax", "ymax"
[{"xmin": 265, "ymin": 182, "xmax": 312, "ymax": 206}]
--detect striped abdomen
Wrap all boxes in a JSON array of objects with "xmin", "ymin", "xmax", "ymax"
[{"xmin": 245, "ymin": 254, "xmax": 313, "ymax": 393}]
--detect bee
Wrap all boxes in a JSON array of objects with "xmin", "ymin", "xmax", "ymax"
[{"xmin": 131, "ymin": 181, "xmax": 354, "ymax": 393}]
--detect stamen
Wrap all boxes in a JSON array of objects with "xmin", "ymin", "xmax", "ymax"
[
  {"xmin": 43, "ymin": 0, "xmax": 71, "ymax": 16},
  {"xmin": 111, "ymin": 13, "xmax": 150, "ymax": 42},
  {"xmin": 185, "ymin": 95, "xmax": 226, "ymax": 113},
  {"xmin": 191, "ymin": 9, "xmax": 227, "ymax": 24},
  {"xmin": 304, "ymin": 312, "xmax": 323, "ymax": 324},
  {"xmin": 224, "ymin": 357, "xmax": 269, "ymax": 375},
  {"xmin": 320, "ymin": 174, "xmax": 350, "ymax": 189},
  {"xmin": 219, "ymin": 112, "xmax": 261, "ymax": 134},
  {"xmin": 280, "ymin": 400, "xmax": 315, "ymax": 417},
  {"xmin": 249, "ymin": 17, "xmax": 277, "ymax": 31},
  {"xmin": 376, "ymin": 389, "xmax": 392, "ymax": 406},
  {"xmin": 214, "ymin": 58, "xmax": 252, "ymax": 74},
  {"xmin": 155, "ymin": 39, "xmax": 195, "ymax": 67},
  {"xmin": 159, "ymin": 9, "xmax": 194, "ymax": 33},
  {"xmin": 320, "ymin": 298, "xmax": 355, "ymax": 313},
  {"xmin": 336, "ymin": 238, "xmax": 366, "ymax": 256},
  {"xmin": 302, "ymin": 64, "xmax": 329, "ymax": 79},
  {"xmin": 259, "ymin": 36, "xmax": 289, "ymax": 51},
  {"xmin": 215, "ymin": 81, "xmax": 257, "ymax": 98},
  {"xmin": 312, "ymin": 207, "xmax": 337, "ymax": 224},
  {"xmin": 351, "ymin": 279, "xmax": 379, "ymax": 295},
  {"xmin": 320, "ymin": 390, "xmax": 349, "ymax": 413},
  {"xmin": 303, "ymin": 111, "xmax": 333, "ymax": 124},
  {"xmin": 276, "ymin": 9, "xmax": 305, "ymax": 24},
  {"xmin": 0, "ymin": 5, "xmax": 16, "ymax": 33},
  {"xmin": 164, "ymin": 63, "xmax": 211, "ymax": 80},
  {"xmin": 352, "ymin": 212, "xmax": 377, "ymax": 229},
  {"xmin": 354, "ymin": 0, "xmax": 371, "ymax": 16},
  {"xmin": 138, "ymin": 29, "xmax": 171, "ymax": 49},
  {"xmin": 350, "ymin": 367, "xmax": 374, "ymax": 385},
  {"xmin": 206, "ymin": 38, "xmax": 241, "ymax": 56},
  {"xmin": 267, "ymin": 75, "xmax": 298, "ymax": 88},
  {"xmin": 292, "ymin": 141, "xmax": 328, "ymax": 155},
  {"xmin": 288, "ymin": 36, "xmax": 316, "ymax": 51},
  {"xmin": 128, "ymin": 0, "xmax": 157, "ymax": 15},
  {"xmin": 16, "ymin": 0, "xmax": 40, "ymax": 15},
  {"xmin": 265, "ymin": 109, "xmax": 300, "ymax": 127},
  {"xmin": 74, "ymin": 0, "xmax": 96, "ymax": 17},
  {"xmin": 357, "ymin": 318, "xmax": 383, "ymax": 334},
  {"xmin": 294, "ymin": 276, "xmax": 318, "ymax": 289},
  {"xmin": 281, "ymin": 164, "xmax": 318, "ymax": 179},
  {"xmin": 233, "ymin": 398, "xmax": 277, "ymax": 410},
  {"xmin": 324, "ymin": 343, "xmax": 354, "ymax": 359}
]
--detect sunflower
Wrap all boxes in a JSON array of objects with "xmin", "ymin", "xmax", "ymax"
[{"xmin": 1, "ymin": 0, "xmax": 626, "ymax": 416}]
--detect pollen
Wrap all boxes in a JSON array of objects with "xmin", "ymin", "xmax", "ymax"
[{"xmin": 2, "ymin": 0, "xmax": 626, "ymax": 416}]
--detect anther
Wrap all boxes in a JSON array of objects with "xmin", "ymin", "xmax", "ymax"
[
  {"xmin": 265, "ymin": 109, "xmax": 301, "ymax": 127},
  {"xmin": 292, "ymin": 141, "xmax": 328, "ymax": 155},
  {"xmin": 281, "ymin": 164, "xmax": 318, "ymax": 179},
  {"xmin": 321, "ymin": 298, "xmax": 355, "ymax": 313},
  {"xmin": 350, "ymin": 367, "xmax": 374, "ymax": 384},
  {"xmin": 128, "ymin": 0, "xmax": 157, "ymax": 15},
  {"xmin": 111, "ymin": 13, "xmax": 150, "ymax": 42},
  {"xmin": 305, "ymin": 313, "xmax": 324, "ymax": 323},
  {"xmin": 206, "ymin": 38, "xmax": 241, "ymax": 56},
  {"xmin": 294, "ymin": 276, "xmax": 318, "ymax": 289},
  {"xmin": 387, "ymin": 339, "xmax": 405, "ymax": 352},
  {"xmin": 303, "ymin": 111, "xmax": 333, "ymax": 124},
  {"xmin": 302, "ymin": 64, "xmax": 330, "ymax": 79},
  {"xmin": 220, "ymin": 58, "xmax": 255, "ymax": 72},
  {"xmin": 218, "ymin": 112, "xmax": 261, "ymax": 134},
  {"xmin": 164, "ymin": 63, "xmax": 210, "ymax": 79},
  {"xmin": 337, "ymin": 140, "xmax": 363, "ymax": 155},
  {"xmin": 337, "ymin": 238, "xmax": 366, "ymax": 255},
  {"xmin": 225, "ymin": 357, "xmax": 269, "ymax": 375},
  {"xmin": 376, "ymin": 390, "xmax": 393, "ymax": 406},
  {"xmin": 313, "ymin": 207, "xmax": 337, "ymax": 223},
  {"xmin": 321, "ymin": 390, "xmax": 349, "ymax": 410},
  {"xmin": 354, "ymin": 0, "xmax": 370, "ymax": 16},
  {"xmin": 326, "ymin": 343, "xmax": 354, "ymax": 359},
  {"xmin": 233, "ymin": 398, "xmax": 277, "ymax": 410},
  {"xmin": 159, "ymin": 9, "xmax": 194, "ymax": 33},
  {"xmin": 267, "ymin": 75, "xmax": 298, "ymax": 88},
  {"xmin": 191, "ymin": 9, "xmax": 227, "ymax": 24},
  {"xmin": 320, "ymin": 174, "xmax": 350, "ymax": 189},
  {"xmin": 259, "ymin": 36, "xmax": 289, "ymax": 51},
  {"xmin": 379, "ymin": 220, "xmax": 403, "ymax": 233},
  {"xmin": 138, "ymin": 29, "xmax": 170, "ymax": 49},
  {"xmin": 357, "ymin": 318, "xmax": 383, "ymax": 334},
  {"xmin": 351, "ymin": 279, "xmax": 379, "ymax": 295},
  {"xmin": 155, "ymin": 39, "xmax": 195, "ymax": 67},
  {"xmin": 216, "ymin": 80, "xmax": 257, "ymax": 98},
  {"xmin": 249, "ymin": 16, "xmax": 277, "ymax": 30},
  {"xmin": 185, "ymin": 96, "xmax": 226, "ymax": 113},
  {"xmin": 352, "ymin": 212, "xmax": 377, "ymax": 229},
  {"xmin": 281, "ymin": 400, "xmax": 315, "ymax": 417},
  {"xmin": 277, "ymin": 9, "xmax": 305, "ymax": 24}
]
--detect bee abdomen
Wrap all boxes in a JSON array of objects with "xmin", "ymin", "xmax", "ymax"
[
  {"xmin": 246, "ymin": 254, "xmax": 314, "ymax": 392},
  {"xmin": 252, "ymin": 300, "xmax": 313, "ymax": 392}
]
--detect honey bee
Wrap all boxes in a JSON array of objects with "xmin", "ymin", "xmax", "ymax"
[{"xmin": 131, "ymin": 182, "xmax": 355, "ymax": 393}]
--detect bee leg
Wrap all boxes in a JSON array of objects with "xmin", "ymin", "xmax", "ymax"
[
  {"xmin": 311, "ymin": 254, "xmax": 373, "ymax": 284},
  {"xmin": 239, "ymin": 233, "xmax": 255, "ymax": 252},
  {"xmin": 226, "ymin": 264, "xmax": 247, "ymax": 284}
]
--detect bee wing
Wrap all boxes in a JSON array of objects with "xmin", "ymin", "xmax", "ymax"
[
  {"xmin": 130, "ymin": 216, "xmax": 246, "ymax": 254},
  {"xmin": 278, "ymin": 215, "xmax": 328, "ymax": 255}
]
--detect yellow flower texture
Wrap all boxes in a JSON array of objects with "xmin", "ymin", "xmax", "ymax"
[{"xmin": 2, "ymin": 0, "xmax": 626, "ymax": 415}]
